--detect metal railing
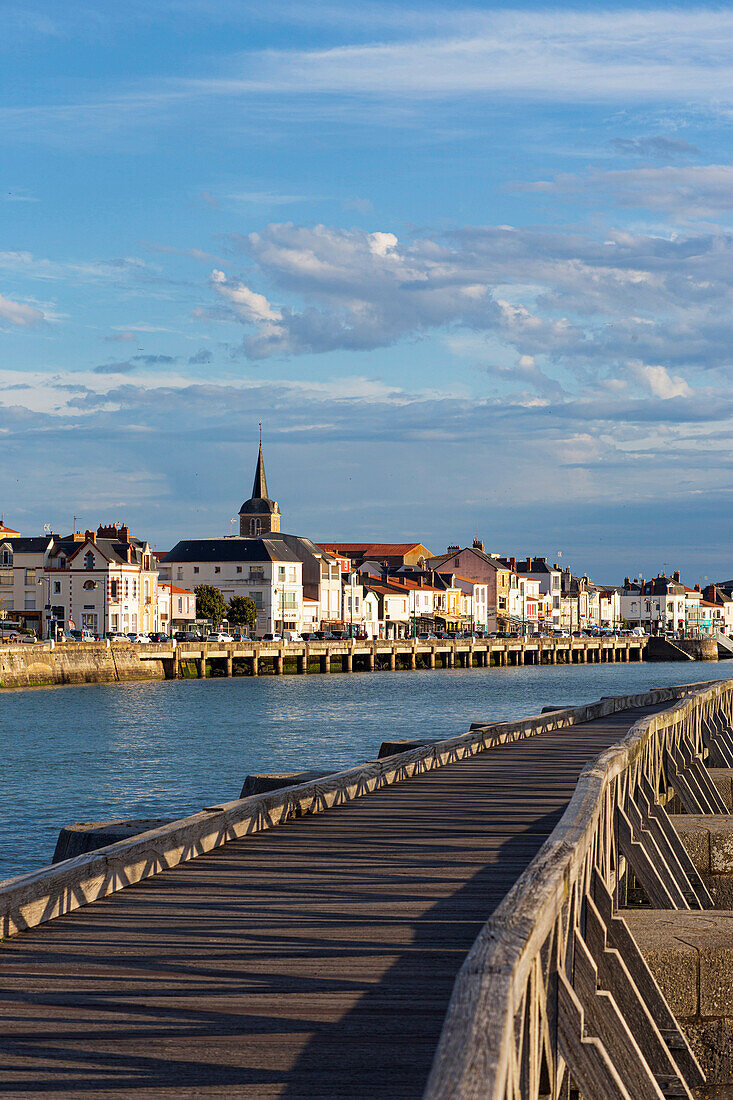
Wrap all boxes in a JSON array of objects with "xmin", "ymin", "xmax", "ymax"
[{"xmin": 426, "ymin": 678, "xmax": 733, "ymax": 1100}]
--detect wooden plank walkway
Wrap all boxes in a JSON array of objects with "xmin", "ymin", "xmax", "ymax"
[{"xmin": 0, "ymin": 706, "xmax": 656, "ymax": 1099}]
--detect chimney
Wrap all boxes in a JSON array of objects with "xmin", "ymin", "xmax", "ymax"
[
  {"xmin": 447, "ymin": 544, "xmax": 460, "ymax": 554},
  {"xmin": 525, "ymin": 557, "xmax": 532, "ymax": 570},
  {"xmin": 694, "ymin": 584, "xmax": 700, "ymax": 592},
  {"xmin": 539, "ymin": 556, "xmax": 547, "ymax": 564},
  {"xmin": 472, "ymin": 537, "xmax": 484, "ymax": 552},
  {"xmin": 85, "ymin": 529, "xmax": 95, "ymax": 543},
  {"xmin": 624, "ymin": 576, "xmax": 630, "ymax": 587},
  {"xmin": 509, "ymin": 557, "xmax": 516, "ymax": 571},
  {"xmin": 673, "ymin": 570, "xmax": 681, "ymax": 582}
]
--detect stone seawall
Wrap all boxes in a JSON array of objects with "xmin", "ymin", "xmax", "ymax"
[{"xmin": 0, "ymin": 642, "xmax": 165, "ymax": 689}]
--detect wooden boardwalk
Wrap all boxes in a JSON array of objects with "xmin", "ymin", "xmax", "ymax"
[{"xmin": 0, "ymin": 706, "xmax": 657, "ymax": 1099}]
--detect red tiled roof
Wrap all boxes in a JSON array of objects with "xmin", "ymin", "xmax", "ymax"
[{"xmin": 319, "ymin": 542, "xmax": 428, "ymax": 555}]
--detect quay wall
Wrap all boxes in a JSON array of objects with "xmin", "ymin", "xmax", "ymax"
[
  {"xmin": 1, "ymin": 635, "xmax": 648, "ymax": 690},
  {"xmin": 0, "ymin": 642, "xmax": 165, "ymax": 689}
]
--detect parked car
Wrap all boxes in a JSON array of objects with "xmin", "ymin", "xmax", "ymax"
[
  {"xmin": 261, "ymin": 632, "xmax": 283, "ymax": 641},
  {"xmin": 300, "ymin": 631, "xmax": 317, "ymax": 641},
  {"xmin": 283, "ymin": 630, "xmax": 302, "ymax": 642},
  {"xmin": 149, "ymin": 632, "xmax": 170, "ymax": 643},
  {"xmin": 174, "ymin": 630, "xmax": 203, "ymax": 641},
  {"xmin": 207, "ymin": 631, "xmax": 233, "ymax": 642},
  {"xmin": 108, "ymin": 632, "xmax": 129, "ymax": 642},
  {"xmin": 230, "ymin": 632, "xmax": 249, "ymax": 642},
  {"xmin": 128, "ymin": 633, "xmax": 152, "ymax": 643},
  {"xmin": 417, "ymin": 631, "xmax": 437, "ymax": 640},
  {"xmin": 69, "ymin": 629, "xmax": 95, "ymax": 641},
  {"xmin": 552, "ymin": 629, "xmax": 570, "ymax": 637}
]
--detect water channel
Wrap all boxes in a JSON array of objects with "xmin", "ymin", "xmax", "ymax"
[{"xmin": 1, "ymin": 660, "xmax": 730, "ymax": 882}]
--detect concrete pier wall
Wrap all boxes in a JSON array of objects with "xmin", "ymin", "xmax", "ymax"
[{"xmin": 0, "ymin": 642, "xmax": 165, "ymax": 689}]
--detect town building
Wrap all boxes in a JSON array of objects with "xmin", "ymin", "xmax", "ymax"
[
  {"xmin": 514, "ymin": 558, "xmax": 563, "ymax": 628},
  {"xmin": 426, "ymin": 541, "xmax": 511, "ymax": 631},
  {"xmin": 46, "ymin": 525, "xmax": 160, "ymax": 637},
  {"xmin": 702, "ymin": 585, "xmax": 733, "ymax": 635},
  {"xmin": 0, "ymin": 534, "xmax": 54, "ymax": 630},
  {"xmin": 163, "ymin": 537, "xmax": 303, "ymax": 636},
  {"xmin": 1, "ymin": 524, "xmax": 158, "ymax": 637},
  {"xmin": 157, "ymin": 582, "xmax": 197, "ymax": 634},
  {"xmin": 619, "ymin": 573, "xmax": 687, "ymax": 632}
]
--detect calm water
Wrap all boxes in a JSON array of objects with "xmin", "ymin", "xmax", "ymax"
[{"xmin": 1, "ymin": 661, "xmax": 730, "ymax": 882}]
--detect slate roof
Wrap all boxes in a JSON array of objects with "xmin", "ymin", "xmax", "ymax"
[
  {"xmin": 0, "ymin": 537, "xmax": 51, "ymax": 553},
  {"xmin": 163, "ymin": 537, "xmax": 300, "ymax": 564}
]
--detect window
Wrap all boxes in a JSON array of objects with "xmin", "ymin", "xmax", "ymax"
[
  {"xmin": 84, "ymin": 551, "xmax": 95, "ymax": 570},
  {"xmin": 193, "ymin": 566, "xmax": 199, "ymax": 574},
  {"xmin": 124, "ymin": 578, "xmax": 129, "ymax": 597},
  {"xmin": 355, "ymin": 597, "xmax": 360, "ymax": 611},
  {"xmin": 178, "ymin": 597, "xmax": 182, "ymax": 613},
  {"xmin": 236, "ymin": 566, "xmax": 242, "ymax": 573},
  {"xmin": 278, "ymin": 566, "xmax": 285, "ymax": 579},
  {"xmin": 249, "ymin": 518, "xmax": 261, "ymax": 536},
  {"xmin": 53, "ymin": 581, "xmax": 61, "ymax": 595},
  {"xmin": 83, "ymin": 579, "xmax": 96, "ymax": 591},
  {"xmin": 110, "ymin": 579, "xmax": 118, "ymax": 598},
  {"xmin": 25, "ymin": 569, "xmax": 35, "ymax": 585},
  {"xmin": 24, "ymin": 596, "xmax": 36, "ymax": 610},
  {"xmin": 214, "ymin": 566, "xmax": 220, "ymax": 574},
  {"xmin": 0, "ymin": 548, "xmax": 11, "ymax": 566},
  {"xmin": 251, "ymin": 591, "xmax": 264, "ymax": 610}
]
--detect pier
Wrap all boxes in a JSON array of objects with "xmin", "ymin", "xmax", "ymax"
[
  {"xmin": 0, "ymin": 678, "xmax": 731, "ymax": 1096},
  {"xmin": 142, "ymin": 633, "xmax": 647, "ymax": 678}
]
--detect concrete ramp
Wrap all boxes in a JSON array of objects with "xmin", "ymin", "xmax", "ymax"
[
  {"xmin": 717, "ymin": 632, "xmax": 733, "ymax": 659},
  {"xmin": 646, "ymin": 636, "xmax": 695, "ymax": 661}
]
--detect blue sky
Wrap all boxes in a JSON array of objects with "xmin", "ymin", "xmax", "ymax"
[{"xmin": 2, "ymin": 1, "xmax": 732, "ymax": 582}]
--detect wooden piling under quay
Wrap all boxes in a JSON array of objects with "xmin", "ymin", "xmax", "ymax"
[{"xmin": 138, "ymin": 634, "xmax": 649, "ymax": 679}]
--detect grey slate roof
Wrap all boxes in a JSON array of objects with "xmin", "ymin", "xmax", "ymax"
[
  {"xmin": 163, "ymin": 537, "xmax": 300, "ymax": 564},
  {"xmin": 0, "ymin": 537, "xmax": 51, "ymax": 552}
]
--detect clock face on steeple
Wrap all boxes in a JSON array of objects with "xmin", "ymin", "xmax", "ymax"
[{"xmin": 239, "ymin": 437, "xmax": 281, "ymax": 536}]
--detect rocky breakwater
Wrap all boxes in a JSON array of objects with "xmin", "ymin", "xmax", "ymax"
[{"xmin": 0, "ymin": 640, "xmax": 165, "ymax": 689}]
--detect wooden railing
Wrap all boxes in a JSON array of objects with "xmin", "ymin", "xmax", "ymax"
[{"xmin": 426, "ymin": 677, "xmax": 733, "ymax": 1100}]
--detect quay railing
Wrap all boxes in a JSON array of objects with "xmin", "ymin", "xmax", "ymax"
[{"xmin": 425, "ymin": 677, "xmax": 733, "ymax": 1100}]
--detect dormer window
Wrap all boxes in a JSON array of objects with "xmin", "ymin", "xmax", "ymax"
[
  {"xmin": 84, "ymin": 551, "xmax": 95, "ymax": 570},
  {"xmin": 58, "ymin": 557, "xmax": 66, "ymax": 570},
  {"xmin": 0, "ymin": 546, "xmax": 12, "ymax": 566}
]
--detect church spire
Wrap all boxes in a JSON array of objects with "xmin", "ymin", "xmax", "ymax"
[
  {"xmin": 251, "ymin": 430, "xmax": 269, "ymax": 501},
  {"xmin": 238, "ymin": 428, "xmax": 281, "ymax": 536}
]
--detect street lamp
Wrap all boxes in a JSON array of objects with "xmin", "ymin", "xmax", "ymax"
[{"xmin": 36, "ymin": 577, "xmax": 52, "ymax": 640}]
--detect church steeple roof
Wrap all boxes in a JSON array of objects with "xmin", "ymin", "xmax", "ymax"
[
  {"xmin": 251, "ymin": 441, "xmax": 269, "ymax": 501},
  {"xmin": 239, "ymin": 430, "xmax": 280, "ymax": 522}
]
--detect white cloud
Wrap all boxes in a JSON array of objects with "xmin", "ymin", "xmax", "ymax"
[
  {"xmin": 629, "ymin": 362, "xmax": 693, "ymax": 400},
  {"xmin": 0, "ymin": 293, "xmax": 45, "ymax": 327},
  {"xmin": 210, "ymin": 269, "xmax": 282, "ymax": 323},
  {"xmin": 522, "ymin": 164, "xmax": 733, "ymax": 219}
]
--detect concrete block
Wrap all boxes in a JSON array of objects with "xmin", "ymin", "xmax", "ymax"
[
  {"xmin": 671, "ymin": 814, "xmax": 733, "ymax": 875},
  {"xmin": 670, "ymin": 814, "xmax": 711, "ymax": 872},
  {"xmin": 53, "ymin": 818, "xmax": 172, "ymax": 863},
  {"xmin": 377, "ymin": 738, "xmax": 440, "ymax": 759},
  {"xmin": 709, "ymin": 770, "xmax": 733, "ymax": 812},
  {"xmin": 239, "ymin": 770, "xmax": 334, "ymax": 797},
  {"xmin": 622, "ymin": 910, "xmax": 701, "ymax": 1018}
]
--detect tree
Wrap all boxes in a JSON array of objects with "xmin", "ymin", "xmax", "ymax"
[
  {"xmin": 194, "ymin": 585, "xmax": 228, "ymax": 626},
  {"xmin": 228, "ymin": 595, "xmax": 257, "ymax": 631}
]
